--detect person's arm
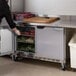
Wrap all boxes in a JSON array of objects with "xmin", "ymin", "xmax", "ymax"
[
  {"xmin": 5, "ymin": 11, "xmax": 21, "ymax": 35},
  {"xmin": 3, "ymin": 1, "xmax": 21, "ymax": 35},
  {"xmin": 4, "ymin": 10, "xmax": 16, "ymax": 29},
  {"xmin": 6, "ymin": 0, "xmax": 9, "ymax": 2}
]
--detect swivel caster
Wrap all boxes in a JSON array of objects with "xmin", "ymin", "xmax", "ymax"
[
  {"xmin": 61, "ymin": 63, "xmax": 66, "ymax": 71},
  {"xmin": 12, "ymin": 55, "xmax": 18, "ymax": 61}
]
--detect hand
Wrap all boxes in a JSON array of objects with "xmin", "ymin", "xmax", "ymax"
[{"xmin": 12, "ymin": 27, "xmax": 21, "ymax": 35}]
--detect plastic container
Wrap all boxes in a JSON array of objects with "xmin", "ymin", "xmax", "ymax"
[{"xmin": 68, "ymin": 33, "xmax": 76, "ymax": 68}]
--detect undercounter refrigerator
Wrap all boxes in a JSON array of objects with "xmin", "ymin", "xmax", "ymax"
[{"xmin": 13, "ymin": 24, "xmax": 68, "ymax": 70}]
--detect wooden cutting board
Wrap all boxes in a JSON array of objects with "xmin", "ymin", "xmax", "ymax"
[{"xmin": 23, "ymin": 17, "xmax": 60, "ymax": 24}]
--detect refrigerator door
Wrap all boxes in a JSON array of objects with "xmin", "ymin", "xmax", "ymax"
[
  {"xmin": 0, "ymin": 27, "xmax": 13, "ymax": 56},
  {"xmin": 35, "ymin": 27, "xmax": 65, "ymax": 61}
]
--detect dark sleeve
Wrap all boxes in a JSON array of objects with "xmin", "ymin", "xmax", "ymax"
[
  {"xmin": 4, "ymin": 10, "xmax": 16, "ymax": 29},
  {"xmin": 3, "ymin": 1, "xmax": 16, "ymax": 29}
]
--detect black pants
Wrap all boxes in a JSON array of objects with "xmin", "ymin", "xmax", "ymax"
[{"xmin": 0, "ymin": 0, "xmax": 16, "ymax": 29}]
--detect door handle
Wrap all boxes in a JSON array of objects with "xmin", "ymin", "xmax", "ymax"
[{"xmin": 0, "ymin": 36, "xmax": 1, "ymax": 41}]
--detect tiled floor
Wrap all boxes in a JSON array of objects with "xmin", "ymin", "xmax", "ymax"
[{"xmin": 0, "ymin": 56, "xmax": 76, "ymax": 76}]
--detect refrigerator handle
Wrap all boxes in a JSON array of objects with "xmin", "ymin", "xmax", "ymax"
[
  {"xmin": 37, "ymin": 26, "xmax": 45, "ymax": 29},
  {"xmin": 0, "ymin": 36, "xmax": 1, "ymax": 41}
]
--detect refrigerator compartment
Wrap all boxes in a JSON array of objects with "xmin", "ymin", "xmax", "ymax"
[
  {"xmin": 17, "ymin": 26, "xmax": 35, "ymax": 37},
  {"xmin": 14, "ymin": 25, "xmax": 35, "ymax": 60},
  {"xmin": 17, "ymin": 42, "xmax": 35, "ymax": 53},
  {"xmin": 17, "ymin": 36, "xmax": 34, "ymax": 44}
]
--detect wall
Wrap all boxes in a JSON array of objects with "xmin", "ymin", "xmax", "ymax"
[
  {"xmin": 9, "ymin": 0, "xmax": 24, "ymax": 12},
  {"xmin": 24, "ymin": 0, "xmax": 76, "ymax": 15}
]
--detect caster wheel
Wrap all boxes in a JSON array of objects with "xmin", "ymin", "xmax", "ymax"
[
  {"xmin": 12, "ymin": 55, "xmax": 18, "ymax": 61},
  {"xmin": 61, "ymin": 63, "xmax": 66, "ymax": 71},
  {"xmin": 61, "ymin": 67, "xmax": 66, "ymax": 71}
]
